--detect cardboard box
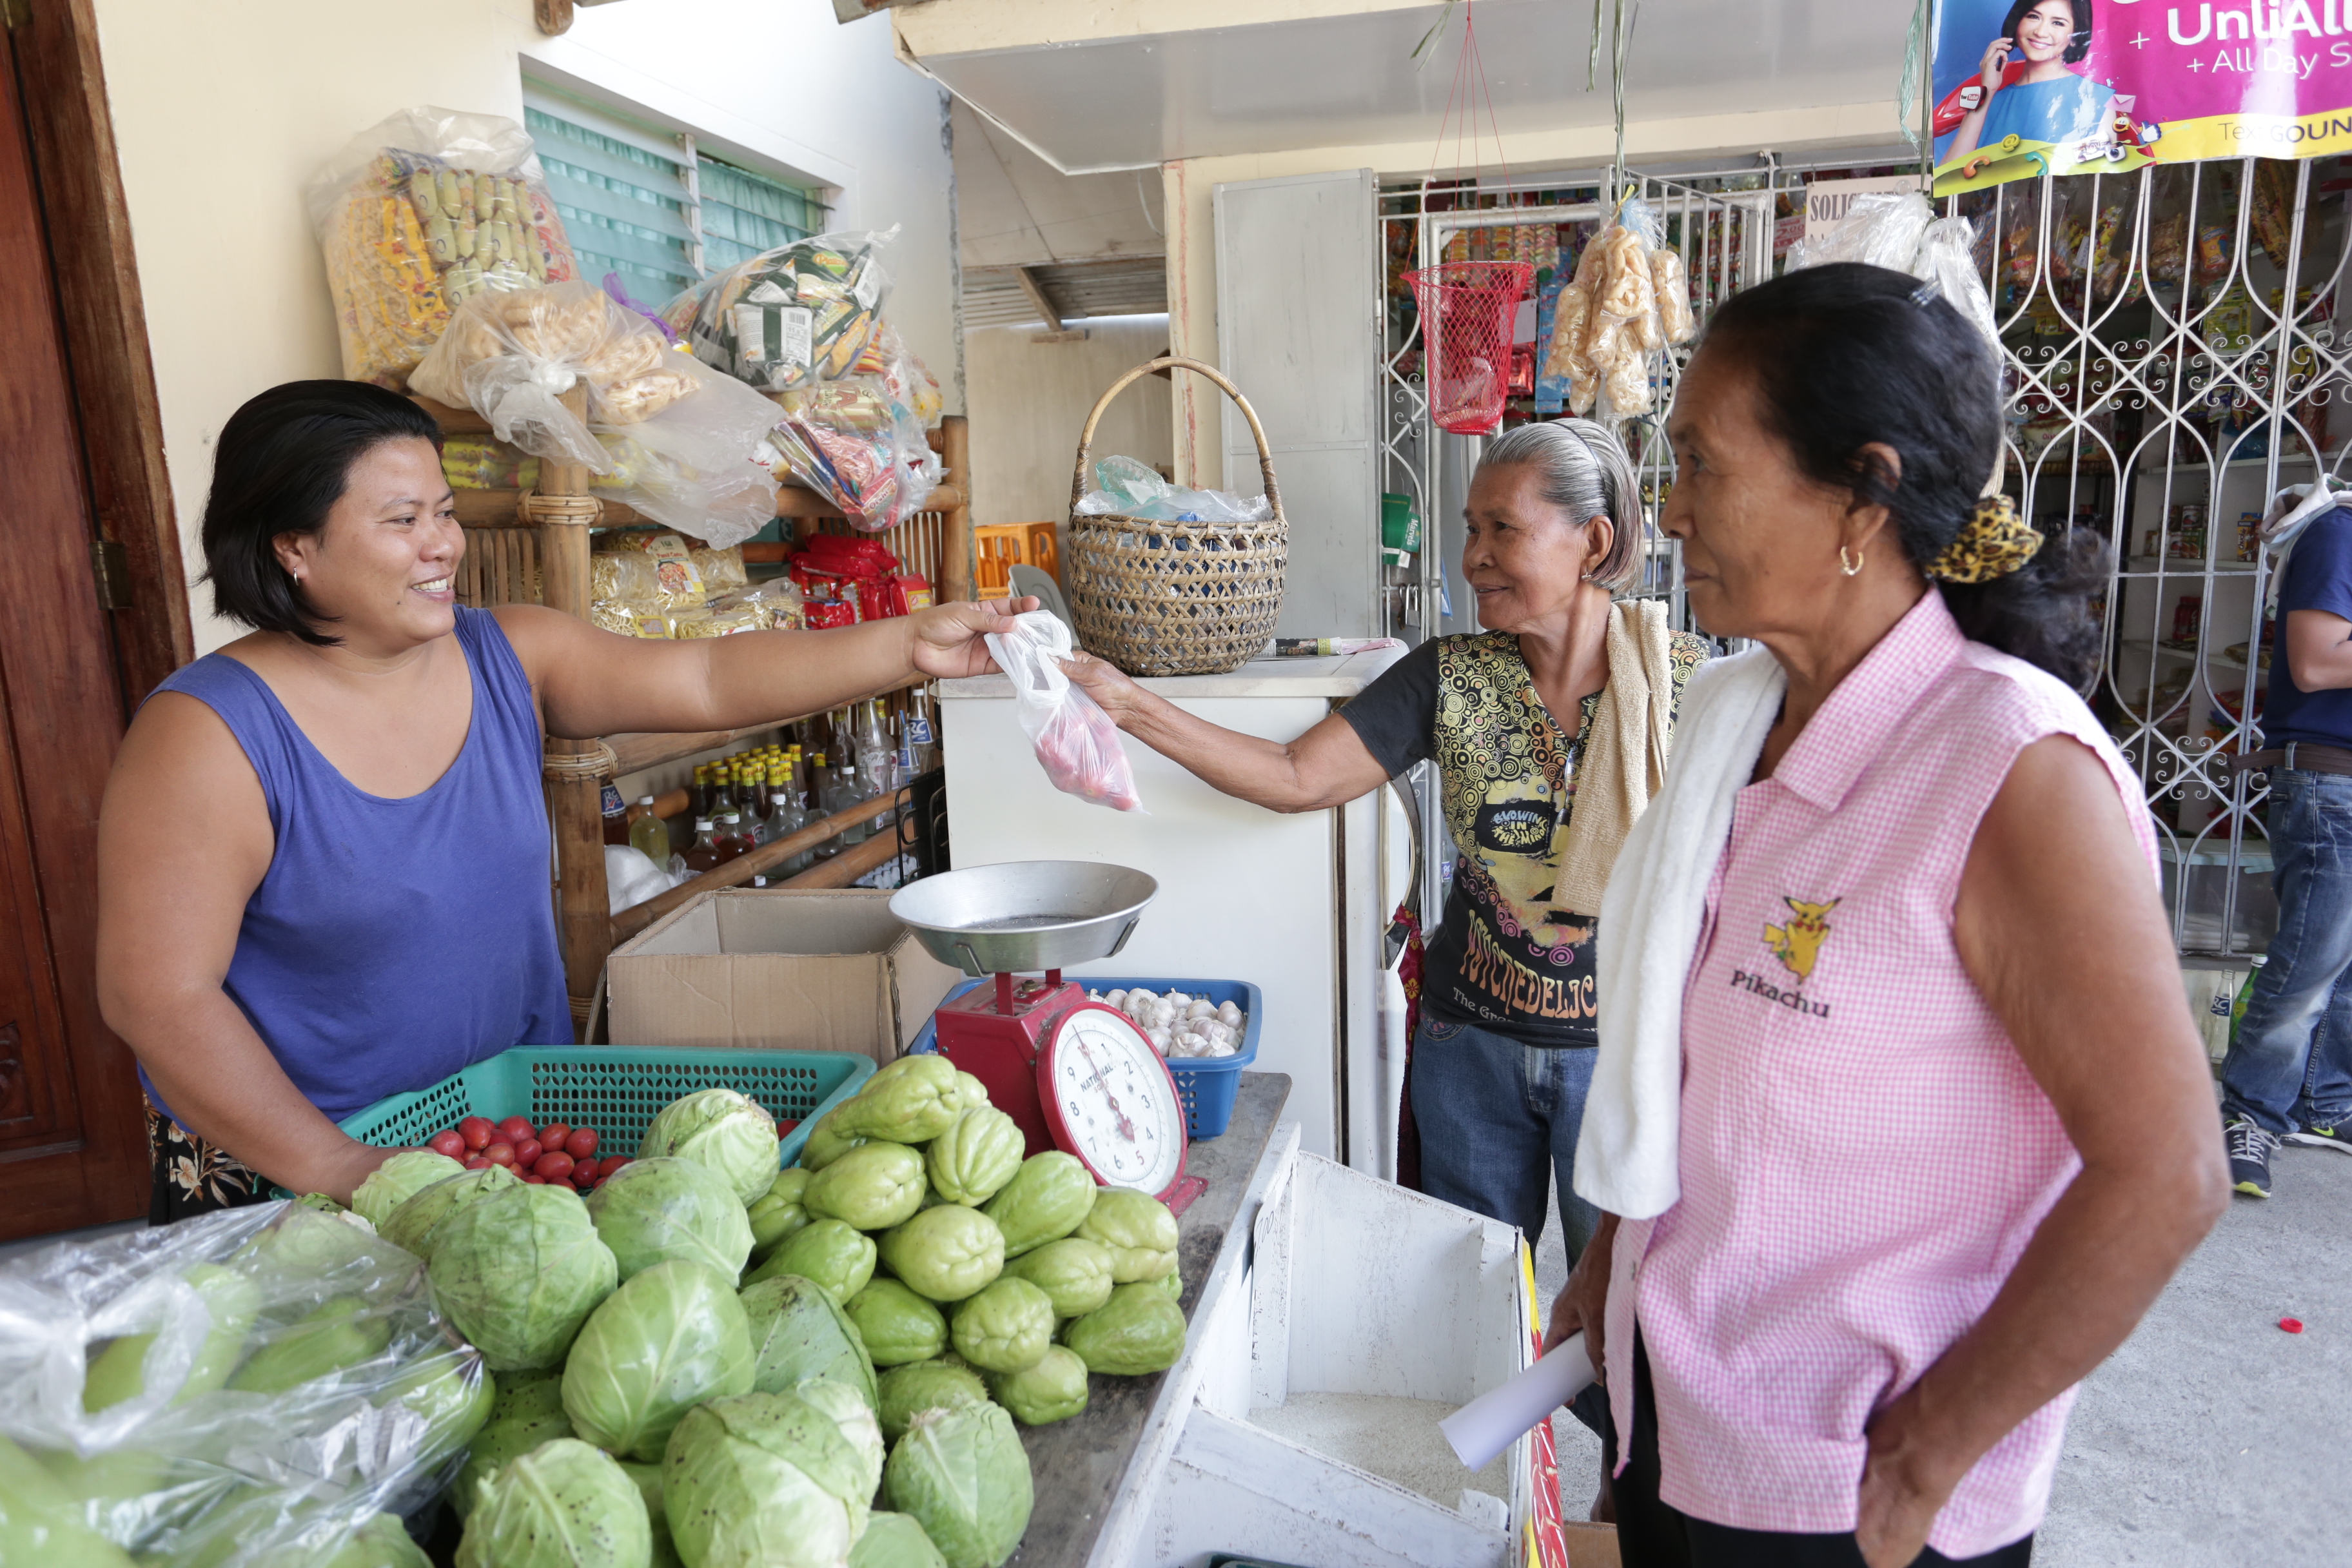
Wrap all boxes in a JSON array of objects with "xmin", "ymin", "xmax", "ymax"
[{"xmin": 608, "ymin": 889, "xmax": 961, "ymax": 1064}]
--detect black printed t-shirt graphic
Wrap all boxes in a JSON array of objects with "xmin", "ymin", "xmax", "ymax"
[{"xmin": 1340, "ymin": 629, "xmax": 1706, "ymax": 1047}]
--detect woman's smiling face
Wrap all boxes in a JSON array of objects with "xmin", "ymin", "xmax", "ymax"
[{"xmin": 2014, "ymin": 0, "xmax": 2077, "ymax": 64}]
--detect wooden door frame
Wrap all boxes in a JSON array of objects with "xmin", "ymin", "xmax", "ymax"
[{"xmin": 10, "ymin": 0, "xmax": 191, "ymax": 705}]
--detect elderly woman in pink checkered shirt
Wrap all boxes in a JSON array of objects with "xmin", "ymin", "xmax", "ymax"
[{"xmin": 1548, "ymin": 264, "xmax": 2226, "ymax": 1567}]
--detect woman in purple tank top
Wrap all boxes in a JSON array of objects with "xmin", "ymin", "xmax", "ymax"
[{"xmin": 95, "ymin": 382, "xmax": 1027, "ymax": 1219}]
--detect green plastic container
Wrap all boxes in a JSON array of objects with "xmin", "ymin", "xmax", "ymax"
[
  {"xmin": 335, "ymin": 1046, "xmax": 874, "ymax": 1171},
  {"xmin": 1380, "ymin": 492, "xmax": 1421, "ymax": 553}
]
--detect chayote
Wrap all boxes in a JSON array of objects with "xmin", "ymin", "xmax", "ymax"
[
  {"xmin": 986, "ymin": 1345, "xmax": 1089, "ymax": 1427},
  {"xmin": 82, "ymin": 1263, "xmax": 257, "ymax": 1413},
  {"xmin": 806, "ymin": 1142, "xmax": 928, "ymax": 1232},
  {"xmin": 381, "ymin": 1165, "xmax": 520, "ymax": 1261},
  {"xmin": 746, "ymin": 1219, "xmax": 877, "ymax": 1304},
  {"xmin": 884, "ymin": 1403, "xmax": 1034, "ymax": 1568},
  {"xmin": 877, "ymin": 1206, "xmax": 1004, "ymax": 1304},
  {"xmin": 846, "ymin": 1279, "xmax": 948, "ymax": 1366},
  {"xmin": 924, "ymin": 1109, "xmax": 1024, "ymax": 1207},
  {"xmin": 1074, "ymin": 1188, "xmax": 1178, "ymax": 1282},
  {"xmin": 563, "ymin": 1260, "xmax": 756, "ymax": 1462},
  {"xmin": 852, "ymin": 1511, "xmax": 949, "ymax": 1568},
  {"xmin": 457, "ymin": 1436, "xmax": 649, "ymax": 1568},
  {"xmin": 738, "ymin": 1274, "xmax": 879, "ymax": 1413},
  {"xmin": 874, "ymin": 1357, "xmax": 990, "ymax": 1443},
  {"xmin": 428, "ymin": 1183, "xmax": 620, "ymax": 1371},
  {"xmin": 980, "ymin": 1153, "xmax": 1097, "ymax": 1259},
  {"xmin": 997, "ymin": 1238, "xmax": 1115, "ymax": 1320},
  {"xmin": 0, "ymin": 1433, "xmax": 138, "ymax": 1568},
  {"xmin": 1155, "ymin": 1266, "xmax": 1184, "ymax": 1301},
  {"xmin": 948, "ymin": 1278, "xmax": 1054, "ymax": 1375},
  {"xmin": 587, "ymin": 1156, "xmax": 755, "ymax": 1282},
  {"xmin": 832, "ymin": 1055, "xmax": 962, "ymax": 1144},
  {"xmin": 227, "ymin": 1295, "xmax": 393, "ymax": 1395},
  {"xmin": 799, "ymin": 1107, "xmax": 867, "ymax": 1171},
  {"xmin": 379, "ymin": 1348, "xmax": 495, "ymax": 1472},
  {"xmin": 747, "ymin": 1168, "xmax": 814, "ymax": 1259},
  {"xmin": 637, "ymin": 1087, "xmax": 781, "ymax": 1204},
  {"xmin": 351, "ymin": 1150, "xmax": 468, "ymax": 1229},
  {"xmin": 1062, "ymin": 1283, "xmax": 1186, "ymax": 1377}
]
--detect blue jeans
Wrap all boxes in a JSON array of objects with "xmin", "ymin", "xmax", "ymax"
[
  {"xmin": 2221, "ymin": 769, "xmax": 2352, "ymax": 1135},
  {"xmin": 1410, "ymin": 1014, "xmax": 1601, "ymax": 1262}
]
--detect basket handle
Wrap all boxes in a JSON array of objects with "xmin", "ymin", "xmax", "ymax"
[{"xmin": 1070, "ymin": 355, "xmax": 1284, "ymax": 522}]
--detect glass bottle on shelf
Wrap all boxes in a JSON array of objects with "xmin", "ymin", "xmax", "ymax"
[
  {"xmin": 627, "ymin": 796, "xmax": 668, "ymax": 865},
  {"xmin": 600, "ymin": 782, "xmax": 631, "ymax": 847},
  {"xmin": 682, "ymin": 819, "xmax": 723, "ymax": 874},
  {"xmin": 808, "ymin": 752, "xmax": 838, "ymax": 859},
  {"xmin": 714, "ymin": 810, "xmax": 750, "ymax": 863},
  {"xmin": 832, "ymin": 756, "xmax": 870, "ymax": 845}
]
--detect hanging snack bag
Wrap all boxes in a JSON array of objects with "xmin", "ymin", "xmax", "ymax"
[
  {"xmin": 665, "ymin": 228, "xmax": 894, "ymax": 393},
  {"xmin": 985, "ymin": 611, "xmax": 1143, "ymax": 813},
  {"xmin": 308, "ymin": 106, "xmax": 580, "ymax": 389},
  {"xmin": 1549, "ymin": 196, "xmax": 1682, "ymax": 422},
  {"xmin": 758, "ymin": 321, "xmax": 945, "ymax": 532}
]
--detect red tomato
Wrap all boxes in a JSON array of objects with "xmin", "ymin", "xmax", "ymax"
[
  {"xmin": 513, "ymin": 1138, "xmax": 543, "ymax": 1167},
  {"xmin": 428, "ymin": 1130, "xmax": 466, "ymax": 1159},
  {"xmin": 463, "ymin": 1154, "xmax": 492, "ymax": 1171},
  {"xmin": 482, "ymin": 1142, "xmax": 517, "ymax": 1168},
  {"xmin": 599, "ymin": 1157, "xmax": 629, "ymax": 1179},
  {"xmin": 571, "ymin": 1157, "xmax": 600, "ymax": 1184},
  {"xmin": 565, "ymin": 1128, "xmax": 599, "ymax": 1159},
  {"xmin": 522, "ymin": 1172, "xmax": 546, "ymax": 1184},
  {"xmin": 776, "ymin": 1118, "xmax": 800, "ymax": 1139},
  {"xmin": 540, "ymin": 1123, "xmax": 573, "ymax": 1150},
  {"xmin": 534, "ymin": 1151, "xmax": 575, "ymax": 1181},
  {"xmin": 497, "ymin": 1115, "xmax": 536, "ymax": 1144},
  {"xmin": 458, "ymin": 1116, "xmax": 495, "ymax": 1152}
]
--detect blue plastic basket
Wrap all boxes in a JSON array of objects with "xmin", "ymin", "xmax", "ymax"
[
  {"xmin": 908, "ymin": 977, "xmax": 1262, "ymax": 1139},
  {"xmin": 335, "ymin": 1046, "xmax": 875, "ymax": 1172}
]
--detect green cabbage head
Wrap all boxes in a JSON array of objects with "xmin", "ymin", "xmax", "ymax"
[
  {"xmin": 660, "ymin": 1393, "xmax": 860, "ymax": 1568},
  {"xmin": 586, "ymin": 1156, "xmax": 755, "ymax": 1282},
  {"xmin": 747, "ymin": 1168, "xmax": 814, "ymax": 1259},
  {"xmin": 739, "ymin": 1274, "xmax": 879, "ymax": 1413},
  {"xmin": 1073, "ymin": 1189, "xmax": 1178, "ymax": 1282},
  {"xmin": 997, "ymin": 1238, "xmax": 1115, "ymax": 1320},
  {"xmin": 382, "ymin": 1165, "xmax": 520, "ymax": 1260},
  {"xmin": 637, "ymin": 1088, "xmax": 781, "ymax": 1203},
  {"xmin": 805, "ymin": 1142, "xmax": 927, "ymax": 1231},
  {"xmin": 618, "ymin": 1460, "xmax": 684, "ymax": 1568},
  {"xmin": 874, "ymin": 1358, "xmax": 990, "ymax": 1443},
  {"xmin": 846, "ymin": 1279, "xmax": 948, "ymax": 1366},
  {"xmin": 745, "ymin": 1219, "xmax": 876, "ymax": 1304},
  {"xmin": 564, "ymin": 1260, "xmax": 756, "ymax": 1462},
  {"xmin": 923, "ymin": 1109, "xmax": 1024, "ymax": 1207},
  {"xmin": 454, "ymin": 1370, "xmax": 573, "ymax": 1520},
  {"xmin": 883, "ymin": 1403, "xmax": 1034, "ymax": 1568},
  {"xmin": 987, "ymin": 1345, "xmax": 1089, "ymax": 1427},
  {"xmin": 832, "ymin": 1055, "xmax": 961, "ymax": 1144},
  {"xmin": 876, "ymin": 1206, "xmax": 1004, "ymax": 1304},
  {"xmin": 851, "ymin": 1512, "xmax": 948, "ymax": 1568},
  {"xmin": 948, "ymin": 1278, "xmax": 1054, "ymax": 1375},
  {"xmin": 980, "ymin": 1153, "xmax": 1097, "ymax": 1259},
  {"xmin": 456, "ymin": 1437, "xmax": 650, "ymax": 1568},
  {"xmin": 1062, "ymin": 1283, "xmax": 1186, "ymax": 1376},
  {"xmin": 427, "ymin": 1183, "xmax": 618, "ymax": 1371},
  {"xmin": 351, "ymin": 1150, "xmax": 468, "ymax": 1229}
]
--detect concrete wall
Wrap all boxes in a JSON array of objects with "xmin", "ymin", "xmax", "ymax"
[
  {"xmin": 90, "ymin": 0, "xmax": 954, "ymax": 655},
  {"xmin": 965, "ymin": 317, "xmax": 1171, "ymax": 534}
]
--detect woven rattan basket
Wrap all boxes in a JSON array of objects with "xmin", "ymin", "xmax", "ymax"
[{"xmin": 1063, "ymin": 356, "xmax": 1287, "ymax": 677}]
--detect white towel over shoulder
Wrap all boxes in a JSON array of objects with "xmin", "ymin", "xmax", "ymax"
[{"xmin": 1573, "ymin": 646, "xmax": 1786, "ymax": 1220}]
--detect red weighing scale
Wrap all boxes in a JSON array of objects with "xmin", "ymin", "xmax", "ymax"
[{"xmin": 890, "ymin": 862, "xmax": 1206, "ymax": 1214}]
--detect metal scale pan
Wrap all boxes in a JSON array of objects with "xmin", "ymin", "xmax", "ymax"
[{"xmin": 888, "ymin": 860, "xmax": 1158, "ymax": 978}]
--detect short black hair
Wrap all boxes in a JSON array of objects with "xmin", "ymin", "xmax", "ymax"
[
  {"xmin": 2004, "ymin": 0, "xmax": 2092, "ymax": 63},
  {"xmin": 1698, "ymin": 262, "xmax": 2108, "ymax": 690},
  {"xmin": 200, "ymin": 380, "xmax": 443, "ymax": 646}
]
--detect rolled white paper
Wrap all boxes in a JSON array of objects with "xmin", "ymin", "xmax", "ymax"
[{"xmin": 1438, "ymin": 1331, "xmax": 1598, "ymax": 1471}]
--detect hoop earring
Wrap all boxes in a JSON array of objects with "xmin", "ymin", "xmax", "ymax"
[{"xmin": 1839, "ymin": 547, "xmax": 1863, "ymax": 578}]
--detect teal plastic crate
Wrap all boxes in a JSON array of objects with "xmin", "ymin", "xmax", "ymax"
[{"xmin": 335, "ymin": 1046, "xmax": 874, "ymax": 1171}]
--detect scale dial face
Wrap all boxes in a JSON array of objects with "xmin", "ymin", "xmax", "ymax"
[{"xmin": 1039, "ymin": 1004, "xmax": 1188, "ymax": 1195}]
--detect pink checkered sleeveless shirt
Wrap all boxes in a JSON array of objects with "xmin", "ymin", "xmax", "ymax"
[{"xmin": 1600, "ymin": 590, "xmax": 2156, "ymax": 1558}]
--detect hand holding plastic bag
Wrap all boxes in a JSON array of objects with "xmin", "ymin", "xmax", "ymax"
[{"xmin": 984, "ymin": 612, "xmax": 1144, "ymax": 812}]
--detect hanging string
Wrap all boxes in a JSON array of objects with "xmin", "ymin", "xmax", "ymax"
[
  {"xmin": 1609, "ymin": 0, "xmax": 1640, "ymax": 204},
  {"xmin": 1419, "ymin": 0, "xmax": 1509, "ymax": 210}
]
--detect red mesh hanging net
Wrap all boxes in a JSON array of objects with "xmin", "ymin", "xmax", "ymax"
[{"xmin": 1406, "ymin": 260, "xmax": 1533, "ymax": 435}]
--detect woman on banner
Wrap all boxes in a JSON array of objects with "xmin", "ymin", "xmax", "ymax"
[{"xmin": 1945, "ymin": 0, "xmax": 2113, "ymax": 161}]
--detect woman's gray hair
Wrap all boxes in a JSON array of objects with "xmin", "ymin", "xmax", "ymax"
[{"xmin": 1477, "ymin": 418, "xmax": 1646, "ymax": 591}]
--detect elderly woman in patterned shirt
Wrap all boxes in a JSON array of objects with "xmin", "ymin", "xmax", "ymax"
[{"xmin": 1547, "ymin": 264, "xmax": 2225, "ymax": 1567}]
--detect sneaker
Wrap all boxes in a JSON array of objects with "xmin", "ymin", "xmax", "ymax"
[
  {"xmin": 2227, "ymin": 1117, "xmax": 2280, "ymax": 1197},
  {"xmin": 2284, "ymin": 1119, "xmax": 2352, "ymax": 1154}
]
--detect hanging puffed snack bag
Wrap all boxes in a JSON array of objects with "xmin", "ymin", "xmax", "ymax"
[
  {"xmin": 664, "ymin": 228, "xmax": 895, "ymax": 393},
  {"xmin": 984, "ymin": 612, "xmax": 1143, "ymax": 813},
  {"xmin": 307, "ymin": 106, "xmax": 580, "ymax": 389}
]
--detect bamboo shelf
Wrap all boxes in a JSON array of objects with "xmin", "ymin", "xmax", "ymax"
[{"xmin": 416, "ymin": 393, "xmax": 974, "ymax": 1025}]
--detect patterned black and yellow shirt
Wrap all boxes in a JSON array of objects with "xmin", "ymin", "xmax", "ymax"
[{"xmin": 1340, "ymin": 628, "xmax": 1709, "ymax": 1046}]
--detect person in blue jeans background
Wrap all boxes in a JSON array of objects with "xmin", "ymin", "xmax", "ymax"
[{"xmin": 2222, "ymin": 490, "xmax": 2352, "ymax": 1197}]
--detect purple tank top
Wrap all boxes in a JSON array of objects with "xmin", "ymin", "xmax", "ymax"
[{"xmin": 142, "ymin": 607, "xmax": 571, "ymax": 1124}]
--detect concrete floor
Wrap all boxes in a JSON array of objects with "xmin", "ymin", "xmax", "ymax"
[{"xmin": 1531, "ymin": 1142, "xmax": 2352, "ymax": 1565}]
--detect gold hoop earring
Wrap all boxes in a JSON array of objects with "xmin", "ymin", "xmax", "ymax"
[{"xmin": 1839, "ymin": 547, "xmax": 1863, "ymax": 578}]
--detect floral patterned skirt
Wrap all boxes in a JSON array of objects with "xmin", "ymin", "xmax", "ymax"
[{"xmin": 146, "ymin": 1102, "xmax": 266, "ymax": 1224}]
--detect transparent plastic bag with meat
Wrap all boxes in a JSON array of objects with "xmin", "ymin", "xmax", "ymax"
[{"xmin": 983, "ymin": 612, "xmax": 1144, "ymax": 813}]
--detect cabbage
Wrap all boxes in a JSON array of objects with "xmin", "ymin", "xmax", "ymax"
[
  {"xmin": 986, "ymin": 1346, "xmax": 1089, "ymax": 1427},
  {"xmin": 1073, "ymin": 1188, "xmax": 1178, "ymax": 1282},
  {"xmin": 618, "ymin": 1460, "xmax": 685, "ymax": 1568},
  {"xmin": 381, "ymin": 1165, "xmax": 520, "ymax": 1260},
  {"xmin": 454, "ymin": 1371, "xmax": 573, "ymax": 1519},
  {"xmin": 845, "ymin": 1279, "xmax": 948, "ymax": 1366},
  {"xmin": 739, "ymin": 1274, "xmax": 879, "ymax": 1413},
  {"xmin": 1062, "ymin": 1283, "xmax": 1186, "ymax": 1376},
  {"xmin": 923, "ymin": 1109, "xmax": 1023, "ymax": 1208},
  {"xmin": 876, "ymin": 1206, "xmax": 1004, "ymax": 1304},
  {"xmin": 427, "ymin": 1184, "xmax": 618, "ymax": 1371},
  {"xmin": 805, "ymin": 1142, "xmax": 927, "ymax": 1232},
  {"xmin": 637, "ymin": 1088, "xmax": 781, "ymax": 1204},
  {"xmin": 851, "ymin": 1512, "xmax": 948, "ymax": 1568},
  {"xmin": 456, "ymin": 1437, "xmax": 650, "ymax": 1568},
  {"xmin": 351, "ymin": 1150, "xmax": 468, "ymax": 1229},
  {"xmin": 980, "ymin": 1153, "xmax": 1096, "ymax": 1259},
  {"xmin": 874, "ymin": 1358, "xmax": 990, "ymax": 1443},
  {"xmin": 794, "ymin": 1376, "xmax": 885, "ymax": 1512},
  {"xmin": 747, "ymin": 1169, "xmax": 814, "ymax": 1260},
  {"xmin": 586, "ymin": 1156, "xmax": 755, "ymax": 1282},
  {"xmin": 745, "ymin": 1219, "xmax": 876, "ymax": 1304},
  {"xmin": 660, "ymin": 1393, "xmax": 860, "ymax": 1568},
  {"xmin": 947, "ymin": 1279, "xmax": 1054, "ymax": 1375},
  {"xmin": 997, "ymin": 1239, "xmax": 1115, "ymax": 1320},
  {"xmin": 883, "ymin": 1403, "xmax": 1033, "ymax": 1568},
  {"xmin": 563, "ymin": 1260, "xmax": 756, "ymax": 1462}
]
